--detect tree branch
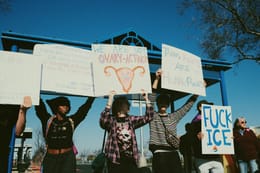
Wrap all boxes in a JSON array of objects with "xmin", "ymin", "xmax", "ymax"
[{"xmin": 215, "ymin": 1, "xmax": 260, "ymax": 37}]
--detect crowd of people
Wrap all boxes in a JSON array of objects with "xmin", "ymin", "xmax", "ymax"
[
  {"xmin": 1, "ymin": 68, "xmax": 260, "ymax": 173},
  {"xmin": 179, "ymin": 102, "xmax": 260, "ymax": 173}
]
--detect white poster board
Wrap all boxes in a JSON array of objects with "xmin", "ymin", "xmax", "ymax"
[
  {"xmin": 92, "ymin": 44, "xmax": 152, "ymax": 96},
  {"xmin": 0, "ymin": 51, "xmax": 41, "ymax": 105},
  {"xmin": 201, "ymin": 104, "xmax": 234, "ymax": 154},
  {"xmin": 161, "ymin": 44, "xmax": 205, "ymax": 96},
  {"xmin": 33, "ymin": 44, "xmax": 95, "ymax": 96}
]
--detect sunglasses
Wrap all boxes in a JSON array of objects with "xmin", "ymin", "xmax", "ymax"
[{"xmin": 240, "ymin": 121, "xmax": 247, "ymax": 124}]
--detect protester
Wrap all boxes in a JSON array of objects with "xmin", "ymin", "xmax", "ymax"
[
  {"xmin": 180, "ymin": 123, "xmax": 193, "ymax": 173},
  {"xmin": 149, "ymin": 68, "xmax": 198, "ymax": 173},
  {"xmin": 99, "ymin": 90, "xmax": 154, "ymax": 173},
  {"xmin": 35, "ymin": 96, "xmax": 94, "ymax": 173},
  {"xmin": 233, "ymin": 117, "xmax": 260, "ymax": 173},
  {"xmin": 0, "ymin": 96, "xmax": 32, "ymax": 173},
  {"xmin": 190, "ymin": 100, "xmax": 224, "ymax": 173}
]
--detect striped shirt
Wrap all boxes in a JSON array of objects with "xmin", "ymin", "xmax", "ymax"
[
  {"xmin": 100, "ymin": 104, "xmax": 154, "ymax": 165},
  {"xmin": 149, "ymin": 95, "xmax": 197, "ymax": 152}
]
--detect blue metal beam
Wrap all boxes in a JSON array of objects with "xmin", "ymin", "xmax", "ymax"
[
  {"xmin": 8, "ymin": 45, "xmax": 18, "ymax": 173},
  {"xmin": 219, "ymin": 71, "xmax": 229, "ymax": 106}
]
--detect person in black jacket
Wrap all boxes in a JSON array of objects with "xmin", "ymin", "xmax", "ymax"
[
  {"xmin": 180, "ymin": 123, "xmax": 193, "ymax": 173},
  {"xmin": 190, "ymin": 100, "xmax": 224, "ymax": 173},
  {"xmin": 35, "ymin": 96, "xmax": 94, "ymax": 173}
]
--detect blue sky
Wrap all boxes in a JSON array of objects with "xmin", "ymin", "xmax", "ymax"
[{"xmin": 1, "ymin": 0, "xmax": 260, "ymax": 154}]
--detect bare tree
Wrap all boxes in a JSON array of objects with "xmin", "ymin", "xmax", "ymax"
[
  {"xmin": 179, "ymin": 0, "xmax": 260, "ymax": 64},
  {"xmin": 31, "ymin": 128, "xmax": 45, "ymax": 166}
]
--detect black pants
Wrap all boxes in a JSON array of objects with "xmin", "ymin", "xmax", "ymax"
[
  {"xmin": 107, "ymin": 156, "xmax": 138, "ymax": 173},
  {"xmin": 183, "ymin": 154, "xmax": 193, "ymax": 173},
  {"xmin": 0, "ymin": 158, "xmax": 8, "ymax": 173},
  {"xmin": 0, "ymin": 148, "xmax": 9, "ymax": 173},
  {"xmin": 152, "ymin": 151, "xmax": 183, "ymax": 173},
  {"xmin": 42, "ymin": 149, "xmax": 76, "ymax": 173}
]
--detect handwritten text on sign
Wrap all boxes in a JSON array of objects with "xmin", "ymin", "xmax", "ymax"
[
  {"xmin": 92, "ymin": 44, "xmax": 151, "ymax": 96},
  {"xmin": 161, "ymin": 44, "xmax": 205, "ymax": 96},
  {"xmin": 33, "ymin": 44, "xmax": 94, "ymax": 96},
  {"xmin": 201, "ymin": 105, "xmax": 234, "ymax": 154},
  {"xmin": 0, "ymin": 51, "xmax": 41, "ymax": 105}
]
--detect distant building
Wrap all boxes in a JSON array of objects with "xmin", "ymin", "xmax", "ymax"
[{"xmin": 250, "ymin": 126, "xmax": 260, "ymax": 135}]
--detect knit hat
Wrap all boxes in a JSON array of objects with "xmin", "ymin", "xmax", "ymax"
[{"xmin": 46, "ymin": 96, "xmax": 71, "ymax": 114}]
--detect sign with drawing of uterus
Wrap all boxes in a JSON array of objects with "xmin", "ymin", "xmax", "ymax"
[{"xmin": 92, "ymin": 44, "xmax": 152, "ymax": 96}]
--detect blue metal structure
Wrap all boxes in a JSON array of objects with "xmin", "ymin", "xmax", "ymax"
[{"xmin": 1, "ymin": 30, "xmax": 232, "ymax": 172}]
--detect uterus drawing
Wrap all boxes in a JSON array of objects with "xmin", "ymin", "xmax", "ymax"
[{"xmin": 104, "ymin": 66, "xmax": 145, "ymax": 93}]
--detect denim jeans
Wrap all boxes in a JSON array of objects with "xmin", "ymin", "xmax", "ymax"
[
  {"xmin": 238, "ymin": 159, "xmax": 259, "ymax": 173},
  {"xmin": 194, "ymin": 158, "xmax": 224, "ymax": 173}
]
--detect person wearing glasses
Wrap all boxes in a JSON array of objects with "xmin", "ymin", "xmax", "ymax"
[{"xmin": 233, "ymin": 117, "xmax": 260, "ymax": 173}]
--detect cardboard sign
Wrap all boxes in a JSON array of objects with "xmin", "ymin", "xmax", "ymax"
[
  {"xmin": 33, "ymin": 44, "xmax": 95, "ymax": 96},
  {"xmin": 0, "ymin": 51, "xmax": 41, "ymax": 105},
  {"xmin": 92, "ymin": 44, "xmax": 152, "ymax": 96},
  {"xmin": 201, "ymin": 104, "xmax": 234, "ymax": 154},
  {"xmin": 161, "ymin": 44, "xmax": 205, "ymax": 96}
]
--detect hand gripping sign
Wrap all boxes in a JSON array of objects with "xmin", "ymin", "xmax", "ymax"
[{"xmin": 92, "ymin": 44, "xmax": 151, "ymax": 96}]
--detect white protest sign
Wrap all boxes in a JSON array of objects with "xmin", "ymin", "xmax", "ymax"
[
  {"xmin": 0, "ymin": 51, "xmax": 41, "ymax": 105},
  {"xmin": 161, "ymin": 44, "xmax": 205, "ymax": 96},
  {"xmin": 33, "ymin": 44, "xmax": 95, "ymax": 96},
  {"xmin": 201, "ymin": 104, "xmax": 234, "ymax": 154},
  {"xmin": 92, "ymin": 44, "xmax": 152, "ymax": 96}
]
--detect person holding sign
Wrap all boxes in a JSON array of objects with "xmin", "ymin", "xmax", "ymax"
[
  {"xmin": 190, "ymin": 100, "xmax": 224, "ymax": 173},
  {"xmin": 99, "ymin": 91, "xmax": 154, "ymax": 173},
  {"xmin": 0, "ymin": 96, "xmax": 32, "ymax": 173},
  {"xmin": 35, "ymin": 96, "xmax": 95, "ymax": 173},
  {"xmin": 149, "ymin": 68, "xmax": 198, "ymax": 173},
  {"xmin": 233, "ymin": 117, "xmax": 260, "ymax": 173}
]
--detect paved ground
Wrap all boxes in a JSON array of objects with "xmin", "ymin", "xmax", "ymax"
[
  {"xmin": 12, "ymin": 164, "xmax": 95, "ymax": 173},
  {"xmin": 13, "ymin": 164, "xmax": 154, "ymax": 173}
]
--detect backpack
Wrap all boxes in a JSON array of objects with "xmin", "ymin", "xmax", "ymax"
[{"xmin": 45, "ymin": 116, "xmax": 78, "ymax": 155}]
